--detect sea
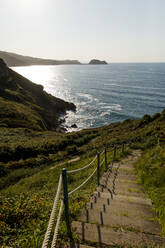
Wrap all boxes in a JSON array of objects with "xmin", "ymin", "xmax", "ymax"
[{"xmin": 12, "ymin": 63, "xmax": 165, "ymax": 131}]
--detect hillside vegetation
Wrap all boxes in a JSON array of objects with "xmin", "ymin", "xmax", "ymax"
[
  {"xmin": 0, "ymin": 58, "xmax": 75, "ymax": 131},
  {"xmin": 0, "ymin": 51, "xmax": 81, "ymax": 67},
  {"xmin": 0, "ymin": 107, "xmax": 165, "ymax": 247},
  {"xmin": 0, "ymin": 60, "xmax": 165, "ymax": 247}
]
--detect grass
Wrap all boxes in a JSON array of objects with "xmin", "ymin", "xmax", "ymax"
[
  {"xmin": 135, "ymin": 145, "xmax": 165, "ymax": 236},
  {"xmin": 128, "ymin": 188, "xmax": 141, "ymax": 193},
  {"xmin": 0, "ymin": 143, "xmax": 128, "ymax": 247},
  {"xmin": 0, "ymin": 106, "xmax": 165, "ymax": 246}
]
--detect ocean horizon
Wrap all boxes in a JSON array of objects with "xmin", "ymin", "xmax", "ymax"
[{"xmin": 12, "ymin": 63, "xmax": 165, "ymax": 131}]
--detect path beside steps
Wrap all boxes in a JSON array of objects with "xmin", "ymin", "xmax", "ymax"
[{"xmin": 72, "ymin": 150, "xmax": 165, "ymax": 247}]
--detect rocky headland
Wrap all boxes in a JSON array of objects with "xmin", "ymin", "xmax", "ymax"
[
  {"xmin": 0, "ymin": 58, "xmax": 76, "ymax": 131},
  {"xmin": 0, "ymin": 51, "xmax": 81, "ymax": 67}
]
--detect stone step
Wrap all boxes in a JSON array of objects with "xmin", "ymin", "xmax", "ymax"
[
  {"xmin": 65, "ymin": 243, "xmax": 95, "ymax": 248},
  {"xmin": 91, "ymin": 191, "xmax": 152, "ymax": 205},
  {"xmin": 104, "ymin": 180, "xmax": 143, "ymax": 190},
  {"xmin": 79, "ymin": 245, "xmax": 95, "ymax": 248},
  {"xmin": 103, "ymin": 186, "xmax": 146, "ymax": 198},
  {"xmin": 72, "ymin": 221, "xmax": 165, "ymax": 247},
  {"xmin": 100, "ymin": 175, "xmax": 139, "ymax": 188},
  {"xmin": 108, "ymin": 173, "xmax": 138, "ymax": 181},
  {"xmin": 102, "ymin": 171, "xmax": 138, "ymax": 181},
  {"xmin": 94, "ymin": 185, "xmax": 147, "ymax": 199},
  {"xmin": 84, "ymin": 198, "xmax": 156, "ymax": 219},
  {"xmin": 79, "ymin": 207, "xmax": 161, "ymax": 235},
  {"xmin": 92, "ymin": 192, "xmax": 152, "ymax": 206}
]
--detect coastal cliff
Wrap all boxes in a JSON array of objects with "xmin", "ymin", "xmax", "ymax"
[
  {"xmin": 0, "ymin": 51, "xmax": 81, "ymax": 67},
  {"xmin": 0, "ymin": 58, "xmax": 76, "ymax": 130}
]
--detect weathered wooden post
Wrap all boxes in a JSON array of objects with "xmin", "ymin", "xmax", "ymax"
[
  {"xmin": 97, "ymin": 152, "xmax": 100, "ymax": 186},
  {"xmin": 113, "ymin": 146, "xmax": 116, "ymax": 161},
  {"xmin": 62, "ymin": 168, "xmax": 72, "ymax": 239},
  {"xmin": 105, "ymin": 147, "xmax": 107, "ymax": 171}
]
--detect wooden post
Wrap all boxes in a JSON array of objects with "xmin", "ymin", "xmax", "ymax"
[
  {"xmin": 97, "ymin": 152, "xmax": 100, "ymax": 186},
  {"xmin": 113, "ymin": 146, "xmax": 116, "ymax": 161},
  {"xmin": 105, "ymin": 147, "xmax": 107, "ymax": 171},
  {"xmin": 62, "ymin": 168, "xmax": 72, "ymax": 239}
]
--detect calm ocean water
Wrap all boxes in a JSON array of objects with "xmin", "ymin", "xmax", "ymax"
[{"xmin": 12, "ymin": 63, "xmax": 165, "ymax": 131}]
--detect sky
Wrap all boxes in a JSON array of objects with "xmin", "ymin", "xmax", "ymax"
[{"xmin": 0, "ymin": 0, "xmax": 165, "ymax": 62}]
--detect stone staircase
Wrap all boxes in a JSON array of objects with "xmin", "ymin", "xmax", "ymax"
[{"xmin": 72, "ymin": 150, "xmax": 165, "ymax": 247}]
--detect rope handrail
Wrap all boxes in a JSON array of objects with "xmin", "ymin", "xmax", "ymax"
[
  {"xmin": 100, "ymin": 150, "xmax": 104, "ymax": 156},
  {"xmin": 67, "ymin": 155, "xmax": 97, "ymax": 174},
  {"xmin": 100, "ymin": 158, "xmax": 105, "ymax": 167},
  {"xmin": 51, "ymin": 200, "xmax": 64, "ymax": 248},
  {"xmin": 68, "ymin": 167, "xmax": 97, "ymax": 196},
  {"xmin": 42, "ymin": 143, "xmax": 128, "ymax": 246},
  {"xmin": 42, "ymin": 175, "xmax": 62, "ymax": 248}
]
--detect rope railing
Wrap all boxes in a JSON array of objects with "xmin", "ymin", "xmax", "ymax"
[
  {"xmin": 42, "ymin": 143, "xmax": 128, "ymax": 247},
  {"xmin": 42, "ymin": 175, "xmax": 62, "ymax": 248},
  {"xmin": 51, "ymin": 200, "xmax": 64, "ymax": 248},
  {"xmin": 100, "ymin": 150, "xmax": 105, "ymax": 156},
  {"xmin": 67, "ymin": 155, "xmax": 97, "ymax": 174},
  {"xmin": 100, "ymin": 158, "xmax": 105, "ymax": 167},
  {"xmin": 68, "ymin": 167, "xmax": 97, "ymax": 196}
]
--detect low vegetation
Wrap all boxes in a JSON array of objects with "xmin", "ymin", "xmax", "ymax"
[
  {"xmin": 0, "ymin": 107, "xmax": 164, "ymax": 247},
  {"xmin": 135, "ymin": 145, "xmax": 165, "ymax": 235}
]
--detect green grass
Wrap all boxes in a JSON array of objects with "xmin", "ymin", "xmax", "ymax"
[
  {"xmin": 0, "ymin": 144, "xmax": 129, "ymax": 247},
  {"xmin": 135, "ymin": 145, "xmax": 165, "ymax": 236},
  {"xmin": 0, "ymin": 107, "xmax": 165, "ymax": 246}
]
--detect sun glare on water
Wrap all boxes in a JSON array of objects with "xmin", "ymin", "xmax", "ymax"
[{"xmin": 13, "ymin": 66, "xmax": 54, "ymax": 85}]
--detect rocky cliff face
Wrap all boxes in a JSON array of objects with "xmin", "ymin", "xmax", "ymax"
[
  {"xmin": 0, "ymin": 58, "xmax": 76, "ymax": 131},
  {"xmin": 0, "ymin": 58, "xmax": 9, "ymax": 79}
]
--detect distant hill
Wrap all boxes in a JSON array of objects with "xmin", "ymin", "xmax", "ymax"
[
  {"xmin": 0, "ymin": 51, "xmax": 81, "ymax": 67},
  {"xmin": 89, "ymin": 59, "xmax": 108, "ymax": 65},
  {"xmin": 0, "ymin": 58, "xmax": 76, "ymax": 130}
]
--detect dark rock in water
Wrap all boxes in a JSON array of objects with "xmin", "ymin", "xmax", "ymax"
[
  {"xmin": 89, "ymin": 59, "xmax": 108, "ymax": 65},
  {"xmin": 56, "ymin": 126, "xmax": 67, "ymax": 133},
  {"xmin": 59, "ymin": 118, "xmax": 66, "ymax": 124},
  {"xmin": 71, "ymin": 124, "xmax": 78, "ymax": 128}
]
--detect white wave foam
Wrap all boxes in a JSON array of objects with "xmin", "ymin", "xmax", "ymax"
[
  {"xmin": 102, "ymin": 104, "xmax": 122, "ymax": 111},
  {"xmin": 94, "ymin": 98, "xmax": 100, "ymax": 102},
  {"xmin": 77, "ymin": 93, "xmax": 94, "ymax": 102},
  {"xmin": 103, "ymin": 83, "xmax": 118, "ymax": 86},
  {"xmin": 100, "ymin": 111, "xmax": 111, "ymax": 117},
  {"xmin": 98, "ymin": 102, "xmax": 106, "ymax": 106}
]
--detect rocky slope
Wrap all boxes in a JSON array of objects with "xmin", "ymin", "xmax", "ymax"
[{"xmin": 0, "ymin": 58, "xmax": 76, "ymax": 130}]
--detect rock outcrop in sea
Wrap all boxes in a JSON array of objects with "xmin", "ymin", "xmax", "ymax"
[{"xmin": 89, "ymin": 59, "xmax": 108, "ymax": 65}]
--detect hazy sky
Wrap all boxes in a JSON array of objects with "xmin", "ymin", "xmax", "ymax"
[{"xmin": 0, "ymin": 0, "xmax": 165, "ymax": 62}]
